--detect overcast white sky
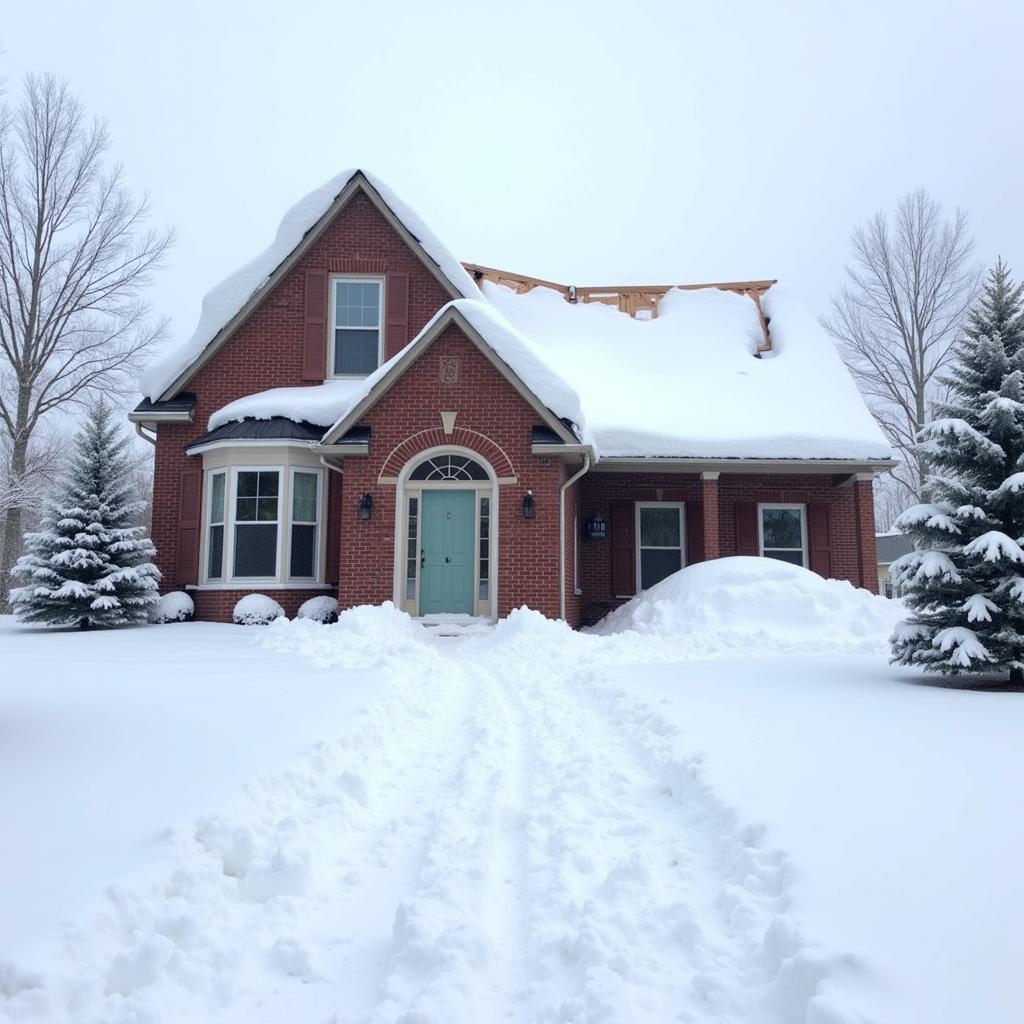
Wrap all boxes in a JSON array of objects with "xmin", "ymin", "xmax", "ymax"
[{"xmin": 4, "ymin": 0, "xmax": 1023, "ymax": 390}]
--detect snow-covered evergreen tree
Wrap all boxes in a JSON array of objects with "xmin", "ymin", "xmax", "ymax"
[
  {"xmin": 11, "ymin": 401, "xmax": 160, "ymax": 628},
  {"xmin": 891, "ymin": 260, "xmax": 1024, "ymax": 683}
]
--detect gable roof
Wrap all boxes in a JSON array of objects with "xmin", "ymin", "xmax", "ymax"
[
  {"xmin": 139, "ymin": 170, "xmax": 482, "ymax": 403},
  {"xmin": 320, "ymin": 300, "xmax": 582, "ymax": 446}
]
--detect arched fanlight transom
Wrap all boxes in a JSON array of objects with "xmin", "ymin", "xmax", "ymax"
[{"xmin": 409, "ymin": 454, "xmax": 489, "ymax": 481}]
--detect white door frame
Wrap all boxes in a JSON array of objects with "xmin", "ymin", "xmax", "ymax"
[{"xmin": 392, "ymin": 446, "xmax": 499, "ymax": 618}]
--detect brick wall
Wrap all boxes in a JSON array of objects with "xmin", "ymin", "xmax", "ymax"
[
  {"xmin": 337, "ymin": 324, "xmax": 565, "ymax": 620},
  {"xmin": 578, "ymin": 470, "xmax": 877, "ymax": 625},
  {"xmin": 150, "ymin": 188, "xmax": 453, "ymax": 604}
]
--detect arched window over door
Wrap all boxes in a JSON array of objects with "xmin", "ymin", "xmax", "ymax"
[{"xmin": 409, "ymin": 454, "xmax": 489, "ymax": 481}]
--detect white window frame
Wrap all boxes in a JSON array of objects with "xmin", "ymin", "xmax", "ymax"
[
  {"xmin": 635, "ymin": 501, "xmax": 686, "ymax": 594},
  {"xmin": 757, "ymin": 503, "xmax": 808, "ymax": 567},
  {"xmin": 287, "ymin": 467, "xmax": 324, "ymax": 582},
  {"xmin": 197, "ymin": 455, "xmax": 329, "ymax": 590},
  {"xmin": 328, "ymin": 275, "xmax": 385, "ymax": 379},
  {"xmin": 229, "ymin": 466, "xmax": 282, "ymax": 584},
  {"xmin": 206, "ymin": 469, "xmax": 227, "ymax": 581},
  {"xmin": 393, "ymin": 446, "xmax": 500, "ymax": 619}
]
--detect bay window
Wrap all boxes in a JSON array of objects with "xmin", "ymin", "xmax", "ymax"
[
  {"xmin": 289, "ymin": 470, "xmax": 320, "ymax": 580},
  {"xmin": 207, "ymin": 471, "xmax": 226, "ymax": 580},
  {"xmin": 199, "ymin": 460, "xmax": 325, "ymax": 586}
]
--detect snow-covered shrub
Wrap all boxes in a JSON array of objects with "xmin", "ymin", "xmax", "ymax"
[
  {"xmin": 233, "ymin": 594, "xmax": 286, "ymax": 625},
  {"xmin": 296, "ymin": 595, "xmax": 338, "ymax": 624},
  {"xmin": 149, "ymin": 591, "xmax": 194, "ymax": 624}
]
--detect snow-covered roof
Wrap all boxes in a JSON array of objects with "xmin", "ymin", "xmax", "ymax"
[
  {"xmin": 481, "ymin": 282, "xmax": 891, "ymax": 461},
  {"xmin": 150, "ymin": 166, "xmax": 890, "ymax": 463},
  {"xmin": 140, "ymin": 169, "xmax": 482, "ymax": 402},
  {"xmin": 212, "ymin": 301, "xmax": 584, "ymax": 443}
]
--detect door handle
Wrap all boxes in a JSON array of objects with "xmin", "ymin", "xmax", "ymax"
[
  {"xmin": 420, "ymin": 548, "xmax": 425, "ymax": 569},
  {"xmin": 445, "ymin": 556, "xmax": 451, "ymax": 563}
]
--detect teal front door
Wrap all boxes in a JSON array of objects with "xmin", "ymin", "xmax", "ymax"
[{"xmin": 420, "ymin": 490, "xmax": 475, "ymax": 615}]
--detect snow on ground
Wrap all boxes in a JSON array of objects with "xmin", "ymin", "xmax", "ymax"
[{"xmin": 1, "ymin": 562, "xmax": 1021, "ymax": 1023}]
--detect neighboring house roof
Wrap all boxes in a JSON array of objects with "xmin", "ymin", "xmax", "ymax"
[
  {"xmin": 876, "ymin": 533, "xmax": 914, "ymax": 564},
  {"xmin": 139, "ymin": 169, "xmax": 482, "ymax": 403}
]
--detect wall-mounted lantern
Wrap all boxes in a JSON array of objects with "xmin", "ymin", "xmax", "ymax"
[
  {"xmin": 357, "ymin": 493, "xmax": 373, "ymax": 521},
  {"xmin": 522, "ymin": 490, "xmax": 535, "ymax": 520},
  {"xmin": 585, "ymin": 514, "xmax": 607, "ymax": 541}
]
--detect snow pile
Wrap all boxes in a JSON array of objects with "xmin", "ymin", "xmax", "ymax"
[
  {"xmin": 140, "ymin": 169, "xmax": 481, "ymax": 401},
  {"xmin": 149, "ymin": 591, "xmax": 194, "ymax": 624},
  {"xmin": 296, "ymin": 595, "xmax": 338, "ymax": 623},
  {"xmin": 208, "ymin": 382, "xmax": 365, "ymax": 430},
  {"xmin": 232, "ymin": 594, "xmax": 286, "ymax": 625},
  {"xmin": 483, "ymin": 281, "xmax": 891, "ymax": 460},
  {"xmin": 593, "ymin": 557, "xmax": 903, "ymax": 656},
  {"xmin": 263, "ymin": 601, "xmax": 426, "ymax": 669}
]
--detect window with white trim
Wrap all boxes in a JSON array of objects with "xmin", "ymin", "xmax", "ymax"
[
  {"xmin": 636, "ymin": 502, "xmax": 685, "ymax": 591},
  {"xmin": 207, "ymin": 471, "xmax": 226, "ymax": 580},
  {"xmin": 200, "ymin": 463, "xmax": 325, "ymax": 586},
  {"xmin": 289, "ymin": 470, "xmax": 320, "ymax": 580},
  {"xmin": 759, "ymin": 504, "xmax": 807, "ymax": 566},
  {"xmin": 233, "ymin": 470, "xmax": 280, "ymax": 578},
  {"xmin": 330, "ymin": 278, "xmax": 382, "ymax": 376},
  {"xmin": 479, "ymin": 496, "xmax": 490, "ymax": 600}
]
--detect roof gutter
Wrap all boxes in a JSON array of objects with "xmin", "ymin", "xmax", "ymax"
[{"xmin": 559, "ymin": 453, "xmax": 591, "ymax": 622}]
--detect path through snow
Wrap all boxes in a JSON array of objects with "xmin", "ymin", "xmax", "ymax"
[{"xmin": 1, "ymin": 609, "xmax": 860, "ymax": 1024}]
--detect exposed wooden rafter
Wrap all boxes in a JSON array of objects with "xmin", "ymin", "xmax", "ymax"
[{"xmin": 462, "ymin": 262, "xmax": 777, "ymax": 353}]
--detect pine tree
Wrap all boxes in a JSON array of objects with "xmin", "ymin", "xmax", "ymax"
[
  {"xmin": 891, "ymin": 260, "xmax": 1024, "ymax": 683},
  {"xmin": 11, "ymin": 401, "xmax": 160, "ymax": 628}
]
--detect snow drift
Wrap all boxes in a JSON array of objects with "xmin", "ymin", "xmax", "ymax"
[{"xmin": 593, "ymin": 557, "xmax": 903, "ymax": 656}]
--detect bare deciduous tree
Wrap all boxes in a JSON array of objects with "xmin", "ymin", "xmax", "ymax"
[
  {"xmin": 823, "ymin": 189, "xmax": 980, "ymax": 503},
  {"xmin": 0, "ymin": 73, "xmax": 172, "ymax": 604}
]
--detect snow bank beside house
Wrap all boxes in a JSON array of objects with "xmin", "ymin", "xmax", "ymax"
[
  {"xmin": 592, "ymin": 556, "xmax": 903, "ymax": 656},
  {"xmin": 484, "ymin": 281, "xmax": 892, "ymax": 460},
  {"xmin": 140, "ymin": 169, "xmax": 481, "ymax": 402}
]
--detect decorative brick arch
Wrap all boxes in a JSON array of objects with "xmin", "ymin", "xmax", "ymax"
[{"xmin": 379, "ymin": 428, "xmax": 517, "ymax": 482}]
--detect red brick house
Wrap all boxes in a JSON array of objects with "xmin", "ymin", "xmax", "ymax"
[{"xmin": 132, "ymin": 170, "xmax": 893, "ymax": 625}]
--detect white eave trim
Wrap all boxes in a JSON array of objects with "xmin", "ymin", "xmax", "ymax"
[
  {"xmin": 313, "ymin": 442, "xmax": 370, "ymax": 456},
  {"xmin": 531, "ymin": 443, "xmax": 594, "ymax": 457},
  {"xmin": 127, "ymin": 410, "xmax": 193, "ymax": 425},
  {"xmin": 185, "ymin": 437, "xmax": 321, "ymax": 456},
  {"xmin": 591, "ymin": 456, "xmax": 897, "ymax": 475}
]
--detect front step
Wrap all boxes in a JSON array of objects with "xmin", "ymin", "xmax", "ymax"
[{"xmin": 415, "ymin": 614, "xmax": 494, "ymax": 637}]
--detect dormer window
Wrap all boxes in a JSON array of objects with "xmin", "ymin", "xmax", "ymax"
[{"xmin": 330, "ymin": 277, "xmax": 383, "ymax": 376}]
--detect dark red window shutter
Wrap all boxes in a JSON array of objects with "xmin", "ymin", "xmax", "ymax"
[
  {"xmin": 385, "ymin": 272, "xmax": 409, "ymax": 359},
  {"xmin": 807, "ymin": 503, "xmax": 832, "ymax": 577},
  {"xmin": 735, "ymin": 502, "xmax": 759, "ymax": 556},
  {"xmin": 611, "ymin": 499, "xmax": 635, "ymax": 596},
  {"xmin": 302, "ymin": 269, "xmax": 328, "ymax": 382},
  {"xmin": 176, "ymin": 468, "xmax": 202, "ymax": 585},
  {"xmin": 324, "ymin": 470, "xmax": 341, "ymax": 585},
  {"xmin": 686, "ymin": 502, "xmax": 704, "ymax": 565}
]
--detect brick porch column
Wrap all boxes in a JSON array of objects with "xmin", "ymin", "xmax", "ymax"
[
  {"xmin": 701, "ymin": 471, "xmax": 721, "ymax": 561},
  {"xmin": 853, "ymin": 474, "xmax": 878, "ymax": 591}
]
